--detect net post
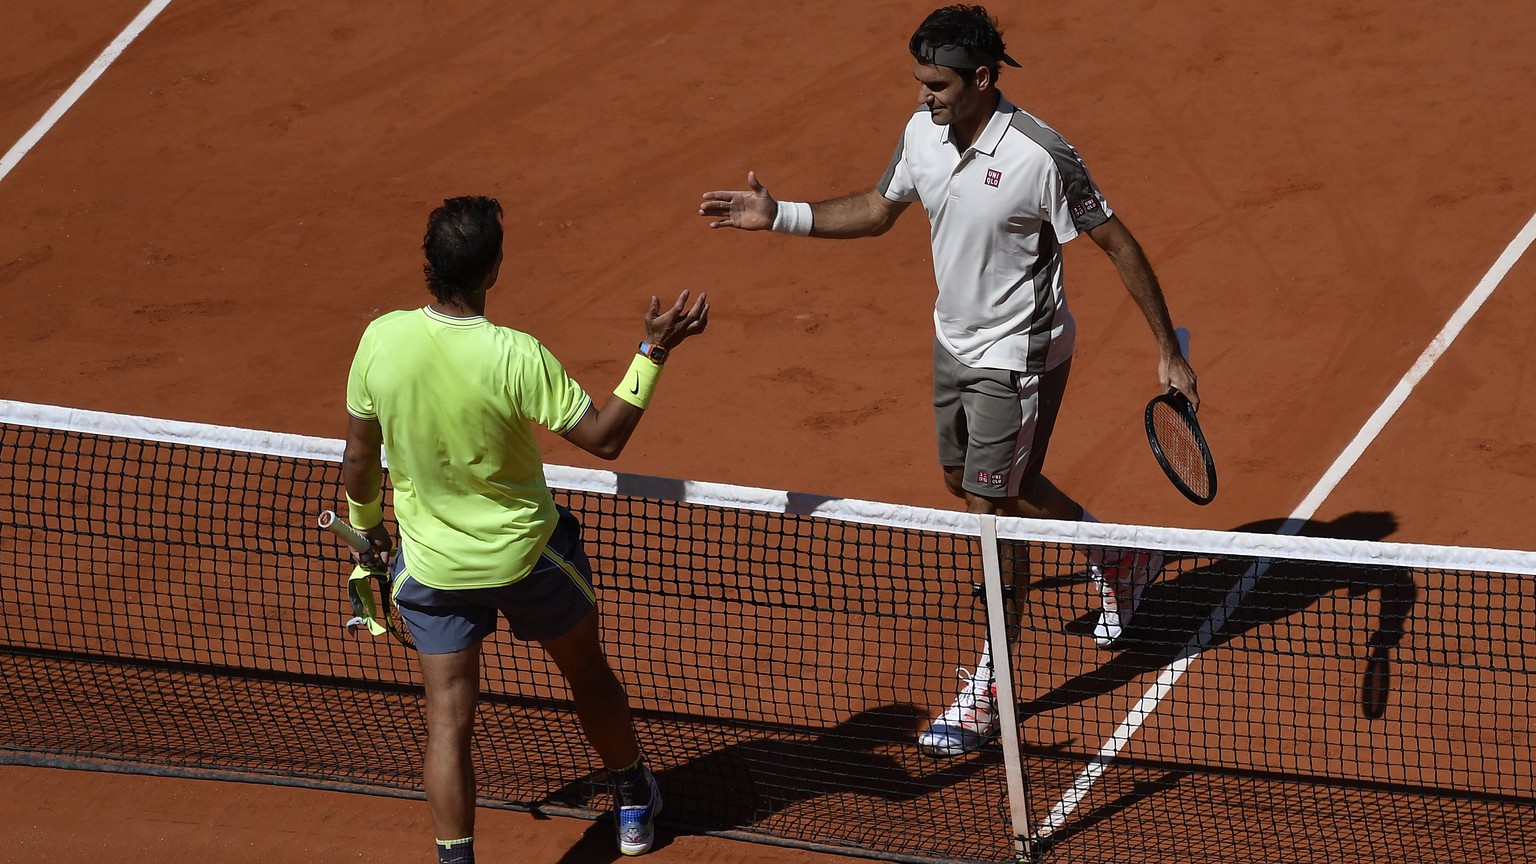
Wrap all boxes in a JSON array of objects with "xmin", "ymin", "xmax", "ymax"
[{"xmin": 978, "ymin": 514, "xmax": 1041, "ymax": 862}]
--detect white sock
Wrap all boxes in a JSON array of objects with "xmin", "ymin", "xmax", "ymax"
[{"xmin": 971, "ymin": 641, "xmax": 994, "ymax": 691}]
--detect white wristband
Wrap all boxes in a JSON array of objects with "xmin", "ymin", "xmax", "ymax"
[{"xmin": 770, "ymin": 201, "xmax": 813, "ymax": 236}]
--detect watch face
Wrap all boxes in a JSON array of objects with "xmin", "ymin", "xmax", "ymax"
[{"xmin": 649, "ymin": 345, "xmax": 668, "ymax": 362}]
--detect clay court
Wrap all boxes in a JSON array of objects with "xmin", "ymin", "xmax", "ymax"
[{"xmin": 2, "ymin": 0, "xmax": 1535, "ymax": 861}]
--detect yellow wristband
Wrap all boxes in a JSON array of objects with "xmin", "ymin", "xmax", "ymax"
[
  {"xmin": 346, "ymin": 492, "xmax": 384, "ymax": 530},
  {"xmin": 613, "ymin": 353, "xmax": 663, "ymax": 409}
]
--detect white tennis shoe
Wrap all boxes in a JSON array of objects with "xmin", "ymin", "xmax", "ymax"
[
  {"xmin": 1091, "ymin": 549, "xmax": 1164, "ymax": 647},
  {"xmin": 917, "ymin": 669, "xmax": 999, "ymax": 758}
]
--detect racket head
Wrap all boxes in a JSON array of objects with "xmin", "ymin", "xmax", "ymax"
[
  {"xmin": 375, "ymin": 569, "xmax": 416, "ymax": 651},
  {"xmin": 1144, "ymin": 390, "xmax": 1217, "ymax": 505},
  {"xmin": 344, "ymin": 566, "xmax": 416, "ymax": 651},
  {"xmin": 369, "ymin": 553, "xmax": 415, "ymax": 651}
]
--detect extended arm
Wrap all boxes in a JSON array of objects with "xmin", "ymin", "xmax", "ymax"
[
  {"xmin": 561, "ymin": 290, "xmax": 710, "ymax": 460},
  {"xmin": 1087, "ymin": 215, "xmax": 1199, "ymax": 409},
  {"xmin": 341, "ymin": 414, "xmax": 393, "ymax": 557},
  {"xmin": 700, "ymin": 172, "xmax": 909, "ymax": 239}
]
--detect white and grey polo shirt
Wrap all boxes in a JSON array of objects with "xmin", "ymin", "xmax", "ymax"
[{"xmin": 878, "ymin": 95, "xmax": 1112, "ymax": 374}]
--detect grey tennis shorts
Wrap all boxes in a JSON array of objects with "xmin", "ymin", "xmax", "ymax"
[
  {"xmin": 933, "ymin": 340, "xmax": 1072, "ymax": 498},
  {"xmin": 389, "ymin": 505, "xmax": 597, "ymax": 654}
]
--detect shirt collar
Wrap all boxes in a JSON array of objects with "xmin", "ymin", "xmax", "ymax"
[
  {"xmin": 940, "ymin": 94, "xmax": 1015, "ymax": 156},
  {"xmin": 422, "ymin": 305, "xmax": 486, "ymax": 327}
]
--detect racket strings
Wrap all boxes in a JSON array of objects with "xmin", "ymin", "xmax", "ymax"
[
  {"xmin": 1150, "ymin": 402, "xmax": 1212, "ymax": 498},
  {"xmin": 374, "ymin": 570, "xmax": 416, "ymax": 650}
]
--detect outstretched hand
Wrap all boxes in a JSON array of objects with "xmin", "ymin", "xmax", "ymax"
[
  {"xmin": 699, "ymin": 171, "xmax": 777, "ymax": 231},
  {"xmin": 645, "ymin": 290, "xmax": 710, "ymax": 350}
]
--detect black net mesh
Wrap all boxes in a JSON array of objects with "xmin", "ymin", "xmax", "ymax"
[{"xmin": 1, "ymin": 415, "xmax": 1531, "ymax": 863}]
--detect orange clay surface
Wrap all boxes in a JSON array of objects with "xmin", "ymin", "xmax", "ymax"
[{"xmin": 3, "ymin": 0, "xmax": 1536, "ymax": 861}]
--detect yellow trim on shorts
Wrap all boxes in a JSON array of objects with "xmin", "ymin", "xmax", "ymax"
[{"xmin": 541, "ymin": 546, "xmax": 595, "ymax": 604}]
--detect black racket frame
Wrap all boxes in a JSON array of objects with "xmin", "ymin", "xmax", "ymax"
[{"xmin": 1144, "ymin": 390, "xmax": 1217, "ymax": 505}]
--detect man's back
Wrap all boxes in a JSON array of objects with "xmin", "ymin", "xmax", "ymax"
[{"xmin": 346, "ymin": 306, "xmax": 591, "ymax": 590}]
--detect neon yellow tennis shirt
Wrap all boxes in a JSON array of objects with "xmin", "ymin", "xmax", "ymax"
[{"xmin": 346, "ymin": 306, "xmax": 592, "ymax": 590}]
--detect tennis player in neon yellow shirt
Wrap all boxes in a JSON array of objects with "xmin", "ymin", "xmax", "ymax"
[{"xmin": 342, "ymin": 196, "xmax": 708, "ymax": 864}]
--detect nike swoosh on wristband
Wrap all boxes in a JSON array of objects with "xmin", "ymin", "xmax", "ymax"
[{"xmin": 629, "ymin": 375, "xmax": 640, "ymax": 395}]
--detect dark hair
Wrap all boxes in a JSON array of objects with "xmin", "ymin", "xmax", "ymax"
[
  {"xmin": 422, "ymin": 196, "xmax": 504, "ymax": 303},
  {"xmin": 909, "ymin": 5, "xmax": 1009, "ymax": 78}
]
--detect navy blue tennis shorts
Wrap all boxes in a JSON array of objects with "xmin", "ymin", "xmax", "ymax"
[{"xmin": 389, "ymin": 505, "xmax": 597, "ymax": 654}]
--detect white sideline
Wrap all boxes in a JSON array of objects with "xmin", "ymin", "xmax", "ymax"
[
  {"xmin": 1035, "ymin": 209, "xmax": 1536, "ymax": 837},
  {"xmin": 0, "ymin": 0, "xmax": 174, "ymax": 185}
]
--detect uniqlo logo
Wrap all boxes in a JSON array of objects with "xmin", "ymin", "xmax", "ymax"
[
  {"xmin": 984, "ymin": 169, "xmax": 1002, "ymax": 187},
  {"xmin": 977, "ymin": 469, "xmax": 1005, "ymax": 487}
]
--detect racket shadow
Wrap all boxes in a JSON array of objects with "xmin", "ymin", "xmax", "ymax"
[{"xmin": 1015, "ymin": 510, "xmax": 1417, "ymax": 722}]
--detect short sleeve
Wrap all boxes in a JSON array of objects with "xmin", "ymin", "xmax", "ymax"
[
  {"xmin": 1041, "ymin": 149, "xmax": 1111, "ymax": 240},
  {"xmin": 877, "ymin": 130, "xmax": 919, "ymax": 203},
  {"xmin": 514, "ymin": 340, "xmax": 592, "ymax": 434},
  {"xmin": 345, "ymin": 326, "xmax": 378, "ymax": 420}
]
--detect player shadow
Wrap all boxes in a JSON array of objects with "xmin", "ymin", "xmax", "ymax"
[
  {"xmin": 1016, "ymin": 510, "xmax": 1417, "ymax": 722},
  {"xmin": 540, "ymin": 703, "xmax": 1010, "ymax": 862}
]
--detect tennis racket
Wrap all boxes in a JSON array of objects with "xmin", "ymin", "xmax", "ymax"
[
  {"xmin": 316, "ymin": 510, "xmax": 414, "ymax": 649},
  {"xmin": 1144, "ymin": 389, "xmax": 1217, "ymax": 505}
]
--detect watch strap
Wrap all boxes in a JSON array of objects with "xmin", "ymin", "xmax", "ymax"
[{"xmin": 638, "ymin": 341, "xmax": 668, "ymax": 364}]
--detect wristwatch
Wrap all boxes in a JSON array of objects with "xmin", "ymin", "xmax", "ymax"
[{"xmin": 638, "ymin": 341, "xmax": 669, "ymax": 365}]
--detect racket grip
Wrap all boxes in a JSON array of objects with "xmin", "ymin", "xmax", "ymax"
[{"xmin": 318, "ymin": 510, "xmax": 372, "ymax": 553}]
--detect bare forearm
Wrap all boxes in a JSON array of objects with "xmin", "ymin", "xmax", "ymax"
[
  {"xmin": 1114, "ymin": 249, "xmax": 1181, "ymax": 356},
  {"xmin": 806, "ymin": 190, "xmax": 903, "ymax": 239},
  {"xmin": 1088, "ymin": 216, "xmax": 1199, "ymax": 402},
  {"xmin": 342, "ymin": 441, "xmax": 382, "ymax": 503},
  {"xmin": 567, "ymin": 397, "xmax": 645, "ymax": 461},
  {"xmin": 340, "ymin": 417, "xmax": 391, "ymax": 551},
  {"xmin": 1090, "ymin": 217, "xmax": 1179, "ymax": 355}
]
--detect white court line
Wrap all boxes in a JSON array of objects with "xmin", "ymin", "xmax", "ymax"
[
  {"xmin": 1037, "ymin": 209, "xmax": 1536, "ymax": 837},
  {"xmin": 0, "ymin": 0, "xmax": 174, "ymax": 185}
]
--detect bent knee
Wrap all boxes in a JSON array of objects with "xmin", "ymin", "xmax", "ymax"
[{"xmin": 942, "ymin": 466, "xmax": 967, "ymax": 498}]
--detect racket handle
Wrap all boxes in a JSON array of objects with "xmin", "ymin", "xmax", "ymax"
[{"xmin": 318, "ymin": 510, "xmax": 372, "ymax": 553}]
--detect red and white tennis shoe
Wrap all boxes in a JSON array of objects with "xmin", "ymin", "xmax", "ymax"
[
  {"xmin": 917, "ymin": 669, "xmax": 999, "ymax": 758},
  {"xmin": 1091, "ymin": 549, "xmax": 1165, "ymax": 647}
]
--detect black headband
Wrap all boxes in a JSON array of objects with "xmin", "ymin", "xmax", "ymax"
[{"xmin": 915, "ymin": 41, "xmax": 1021, "ymax": 70}]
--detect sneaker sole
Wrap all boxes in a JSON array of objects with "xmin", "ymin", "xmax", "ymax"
[
  {"xmin": 617, "ymin": 781, "xmax": 662, "ymax": 856},
  {"xmin": 618, "ymin": 807, "xmax": 660, "ymax": 857},
  {"xmin": 619, "ymin": 839, "xmax": 655, "ymax": 856},
  {"xmin": 917, "ymin": 723, "xmax": 999, "ymax": 758},
  {"xmin": 1093, "ymin": 615, "xmax": 1122, "ymax": 648}
]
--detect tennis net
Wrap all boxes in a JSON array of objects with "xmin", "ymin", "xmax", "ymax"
[{"xmin": 1, "ymin": 399, "xmax": 1531, "ymax": 863}]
